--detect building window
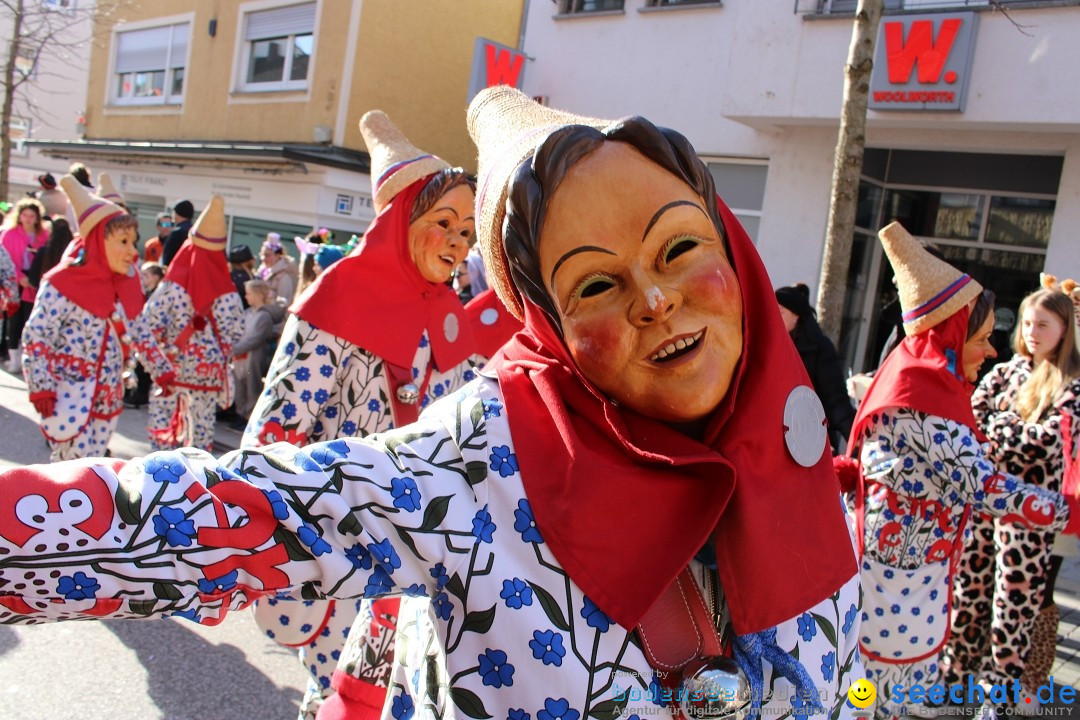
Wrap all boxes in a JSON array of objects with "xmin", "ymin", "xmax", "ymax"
[
  {"xmin": 558, "ymin": 0, "xmax": 625, "ymax": 13},
  {"xmin": 113, "ymin": 22, "xmax": 189, "ymax": 105},
  {"xmin": 646, "ymin": 0, "xmax": 718, "ymax": 6},
  {"xmin": 239, "ymin": 2, "xmax": 316, "ymax": 92},
  {"xmin": 815, "ymin": 0, "xmax": 997, "ymax": 13},
  {"xmin": 706, "ymin": 160, "xmax": 768, "ymax": 243}
]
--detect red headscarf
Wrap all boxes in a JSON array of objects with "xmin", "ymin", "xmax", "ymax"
[
  {"xmin": 44, "ymin": 216, "xmax": 144, "ymax": 319},
  {"xmin": 292, "ymin": 177, "xmax": 474, "ymax": 371},
  {"xmin": 849, "ymin": 305, "xmax": 985, "ymax": 443},
  {"xmin": 164, "ymin": 240, "xmax": 236, "ymax": 317},
  {"xmin": 488, "ymin": 198, "xmax": 857, "ymax": 634}
]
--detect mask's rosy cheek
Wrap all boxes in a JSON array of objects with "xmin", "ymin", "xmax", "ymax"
[
  {"xmin": 566, "ymin": 316, "xmax": 628, "ymax": 377},
  {"xmin": 685, "ymin": 261, "xmax": 742, "ymax": 311}
]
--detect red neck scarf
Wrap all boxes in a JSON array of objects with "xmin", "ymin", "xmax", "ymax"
[
  {"xmin": 44, "ymin": 220, "xmax": 145, "ymax": 319},
  {"xmin": 292, "ymin": 178, "xmax": 474, "ymax": 371},
  {"xmin": 164, "ymin": 241, "xmax": 237, "ymax": 317},
  {"xmin": 850, "ymin": 307, "xmax": 984, "ymax": 444},
  {"xmin": 489, "ymin": 199, "xmax": 856, "ymax": 634}
]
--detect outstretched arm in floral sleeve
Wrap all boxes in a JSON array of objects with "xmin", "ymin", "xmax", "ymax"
[
  {"xmin": 914, "ymin": 411, "xmax": 1080, "ymax": 534},
  {"xmin": 0, "ymin": 394, "xmax": 489, "ymax": 625}
]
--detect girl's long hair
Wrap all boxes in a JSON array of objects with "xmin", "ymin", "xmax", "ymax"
[{"xmin": 1013, "ymin": 289, "xmax": 1080, "ymax": 422}]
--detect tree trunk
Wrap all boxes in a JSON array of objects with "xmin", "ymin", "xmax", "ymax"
[
  {"xmin": 816, "ymin": 0, "xmax": 884, "ymax": 345},
  {"xmin": 0, "ymin": 0, "xmax": 25, "ymax": 204}
]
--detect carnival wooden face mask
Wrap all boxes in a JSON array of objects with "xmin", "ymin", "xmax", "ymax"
[
  {"xmin": 538, "ymin": 142, "xmax": 744, "ymax": 423},
  {"xmin": 408, "ymin": 184, "xmax": 475, "ymax": 283},
  {"xmin": 103, "ymin": 225, "xmax": 139, "ymax": 275}
]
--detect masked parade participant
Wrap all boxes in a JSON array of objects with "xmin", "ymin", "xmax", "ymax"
[
  {"xmin": 839, "ymin": 223, "xmax": 1080, "ymax": 720},
  {"xmin": 0, "ymin": 88, "xmax": 861, "ymax": 720},
  {"xmin": 19, "ymin": 176, "xmax": 146, "ymax": 460},
  {"xmin": 244, "ymin": 111, "xmax": 509, "ymax": 720},
  {"xmin": 136, "ymin": 196, "xmax": 245, "ymax": 452}
]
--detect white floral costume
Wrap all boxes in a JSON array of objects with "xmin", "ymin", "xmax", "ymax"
[
  {"xmin": 134, "ymin": 281, "xmax": 245, "ymax": 452},
  {"xmin": 21, "ymin": 282, "xmax": 165, "ymax": 460},
  {"xmin": 0, "ymin": 375, "xmax": 862, "ymax": 720},
  {"xmin": 856, "ymin": 408, "xmax": 1075, "ymax": 719},
  {"xmin": 243, "ymin": 314, "xmax": 481, "ymax": 718}
]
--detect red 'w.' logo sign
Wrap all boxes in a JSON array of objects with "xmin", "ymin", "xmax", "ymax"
[
  {"xmin": 485, "ymin": 44, "xmax": 525, "ymax": 88},
  {"xmin": 884, "ymin": 18, "xmax": 963, "ymax": 84}
]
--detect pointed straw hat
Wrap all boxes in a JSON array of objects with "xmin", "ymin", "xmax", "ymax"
[
  {"xmin": 96, "ymin": 173, "xmax": 124, "ymax": 205},
  {"xmin": 60, "ymin": 174, "xmax": 125, "ymax": 238},
  {"xmin": 190, "ymin": 195, "xmax": 228, "ymax": 252},
  {"xmin": 879, "ymin": 221, "xmax": 983, "ymax": 336},
  {"xmin": 467, "ymin": 86, "xmax": 610, "ymax": 320},
  {"xmin": 360, "ymin": 110, "xmax": 450, "ymax": 215}
]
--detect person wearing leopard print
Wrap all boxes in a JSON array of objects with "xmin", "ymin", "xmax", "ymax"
[{"xmin": 944, "ymin": 288, "xmax": 1080, "ymax": 712}]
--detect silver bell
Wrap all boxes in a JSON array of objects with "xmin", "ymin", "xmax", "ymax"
[
  {"xmin": 679, "ymin": 657, "xmax": 752, "ymax": 720},
  {"xmin": 395, "ymin": 383, "xmax": 420, "ymax": 404}
]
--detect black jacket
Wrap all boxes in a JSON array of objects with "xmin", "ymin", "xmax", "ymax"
[
  {"xmin": 791, "ymin": 318, "xmax": 856, "ymax": 452},
  {"xmin": 161, "ymin": 219, "xmax": 193, "ymax": 266}
]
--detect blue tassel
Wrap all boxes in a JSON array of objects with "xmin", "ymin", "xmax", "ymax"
[{"xmin": 734, "ymin": 627, "xmax": 826, "ymax": 715}]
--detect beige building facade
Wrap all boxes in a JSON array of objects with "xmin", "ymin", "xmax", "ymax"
[{"xmin": 33, "ymin": 0, "xmax": 523, "ymax": 252}]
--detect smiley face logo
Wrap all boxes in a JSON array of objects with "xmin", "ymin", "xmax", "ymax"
[{"xmin": 847, "ymin": 678, "xmax": 877, "ymax": 709}]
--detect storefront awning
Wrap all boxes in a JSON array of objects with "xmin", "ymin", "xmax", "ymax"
[{"xmin": 25, "ymin": 139, "xmax": 371, "ymax": 176}]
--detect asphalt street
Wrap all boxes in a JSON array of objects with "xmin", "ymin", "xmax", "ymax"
[{"xmin": 0, "ymin": 367, "xmax": 308, "ymax": 720}]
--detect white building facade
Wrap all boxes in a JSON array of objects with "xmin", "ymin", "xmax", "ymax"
[{"xmin": 520, "ymin": 0, "xmax": 1080, "ymax": 372}]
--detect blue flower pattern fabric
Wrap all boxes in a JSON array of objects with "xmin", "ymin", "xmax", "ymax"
[
  {"xmin": 21, "ymin": 281, "xmax": 166, "ymax": 460},
  {"xmin": 240, "ymin": 313, "xmax": 483, "ymax": 719},
  {"xmin": 858, "ymin": 408, "xmax": 1074, "ymax": 718},
  {"xmin": 0, "ymin": 377, "xmax": 862, "ymax": 719}
]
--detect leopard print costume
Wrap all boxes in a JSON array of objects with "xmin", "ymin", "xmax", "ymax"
[{"xmin": 942, "ymin": 355, "xmax": 1080, "ymax": 691}]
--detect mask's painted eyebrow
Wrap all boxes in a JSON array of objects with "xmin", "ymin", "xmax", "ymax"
[
  {"xmin": 641, "ymin": 200, "xmax": 709, "ymax": 243},
  {"xmin": 432, "ymin": 205, "xmax": 475, "ymax": 223},
  {"xmin": 549, "ymin": 245, "xmax": 618, "ymax": 289}
]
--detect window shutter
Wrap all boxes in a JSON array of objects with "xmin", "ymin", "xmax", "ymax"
[
  {"xmin": 115, "ymin": 24, "xmax": 189, "ymax": 73},
  {"xmin": 115, "ymin": 26, "xmax": 172, "ymax": 73},
  {"xmin": 245, "ymin": 2, "xmax": 316, "ymax": 41},
  {"xmin": 169, "ymin": 24, "xmax": 189, "ymax": 68}
]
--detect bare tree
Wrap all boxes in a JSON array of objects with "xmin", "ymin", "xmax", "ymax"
[
  {"xmin": 0, "ymin": 0, "xmax": 121, "ymax": 201},
  {"xmin": 816, "ymin": 0, "xmax": 884, "ymax": 344}
]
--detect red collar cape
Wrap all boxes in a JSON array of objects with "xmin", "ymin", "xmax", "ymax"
[
  {"xmin": 465, "ymin": 288, "xmax": 523, "ymax": 359},
  {"xmin": 291, "ymin": 177, "xmax": 474, "ymax": 371},
  {"xmin": 851, "ymin": 310, "xmax": 989, "ymax": 444},
  {"xmin": 487, "ymin": 198, "xmax": 857, "ymax": 634},
  {"xmin": 164, "ymin": 240, "xmax": 237, "ymax": 317},
  {"xmin": 44, "ymin": 218, "xmax": 144, "ymax": 319},
  {"xmin": 850, "ymin": 306, "xmax": 985, "ymax": 444}
]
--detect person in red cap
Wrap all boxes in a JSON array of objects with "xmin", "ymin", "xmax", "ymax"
[
  {"xmin": 1, "ymin": 89, "xmax": 866, "ymax": 720},
  {"xmin": 135, "ymin": 196, "xmax": 245, "ymax": 452},
  {"xmin": 18, "ymin": 176, "xmax": 146, "ymax": 460}
]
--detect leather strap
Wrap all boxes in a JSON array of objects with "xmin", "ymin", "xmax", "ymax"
[
  {"xmin": 636, "ymin": 567, "xmax": 723, "ymax": 688},
  {"xmin": 385, "ymin": 362, "xmax": 434, "ymax": 427}
]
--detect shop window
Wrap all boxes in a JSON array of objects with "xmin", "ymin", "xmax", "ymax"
[
  {"xmin": 557, "ymin": 0, "xmax": 624, "ymax": 14},
  {"xmin": 883, "ymin": 189, "xmax": 985, "ymax": 242},
  {"xmin": 706, "ymin": 160, "xmax": 768, "ymax": 243},
  {"xmin": 238, "ymin": 1, "xmax": 316, "ymax": 92},
  {"xmin": 985, "ymin": 196, "xmax": 1054, "ymax": 249},
  {"xmin": 230, "ymin": 216, "xmax": 313, "ymax": 261},
  {"xmin": 112, "ymin": 20, "xmax": 190, "ymax": 106}
]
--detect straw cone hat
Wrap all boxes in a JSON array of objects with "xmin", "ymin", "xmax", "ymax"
[
  {"xmin": 360, "ymin": 111, "xmax": 450, "ymax": 215},
  {"xmin": 96, "ymin": 173, "xmax": 124, "ymax": 205},
  {"xmin": 60, "ymin": 174, "xmax": 125, "ymax": 238},
  {"xmin": 879, "ymin": 221, "xmax": 983, "ymax": 336},
  {"xmin": 467, "ymin": 86, "xmax": 610, "ymax": 320},
  {"xmin": 190, "ymin": 195, "xmax": 227, "ymax": 252}
]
